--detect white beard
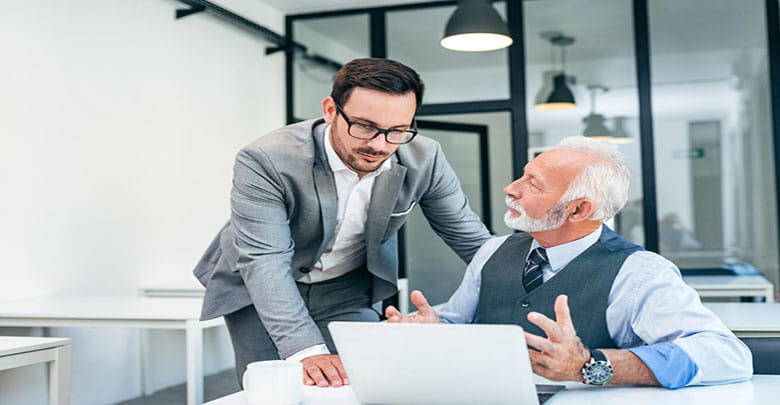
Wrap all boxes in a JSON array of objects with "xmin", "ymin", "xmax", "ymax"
[{"xmin": 503, "ymin": 196, "xmax": 569, "ymax": 232}]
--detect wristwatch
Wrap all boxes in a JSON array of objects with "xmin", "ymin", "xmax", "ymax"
[{"xmin": 581, "ymin": 349, "xmax": 613, "ymax": 385}]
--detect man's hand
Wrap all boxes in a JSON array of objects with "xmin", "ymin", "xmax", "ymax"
[
  {"xmin": 385, "ymin": 290, "xmax": 441, "ymax": 323},
  {"xmin": 300, "ymin": 354, "xmax": 348, "ymax": 387},
  {"xmin": 524, "ymin": 294, "xmax": 591, "ymax": 382}
]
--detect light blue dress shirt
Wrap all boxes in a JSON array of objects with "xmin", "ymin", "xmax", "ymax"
[{"xmin": 438, "ymin": 227, "xmax": 753, "ymax": 388}]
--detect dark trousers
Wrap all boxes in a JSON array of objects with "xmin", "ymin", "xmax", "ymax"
[{"xmin": 223, "ymin": 268, "xmax": 380, "ymax": 385}]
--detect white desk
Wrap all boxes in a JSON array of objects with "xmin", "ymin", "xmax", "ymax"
[
  {"xmin": 683, "ymin": 275, "xmax": 774, "ymax": 302},
  {"xmin": 0, "ymin": 297, "xmax": 222, "ymax": 405},
  {"xmin": 205, "ymin": 375, "xmax": 780, "ymax": 405},
  {"xmin": 705, "ymin": 302, "xmax": 780, "ymax": 337},
  {"xmin": 140, "ymin": 280, "xmax": 206, "ymax": 298},
  {"xmin": 0, "ymin": 336, "xmax": 71, "ymax": 405},
  {"xmin": 139, "ymin": 278, "xmax": 412, "ymax": 312}
]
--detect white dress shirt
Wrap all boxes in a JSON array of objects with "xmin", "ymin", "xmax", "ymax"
[
  {"xmin": 289, "ymin": 125, "xmax": 392, "ymax": 362},
  {"xmin": 438, "ymin": 226, "xmax": 753, "ymax": 387}
]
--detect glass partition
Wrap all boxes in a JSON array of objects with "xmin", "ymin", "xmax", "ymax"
[
  {"xmin": 402, "ymin": 123, "xmax": 486, "ymax": 305},
  {"xmin": 404, "ymin": 112, "xmax": 512, "ymax": 305},
  {"xmin": 523, "ymin": 0, "xmax": 643, "ymax": 244},
  {"xmin": 648, "ymin": 0, "xmax": 778, "ymax": 288},
  {"xmin": 386, "ymin": 2, "xmax": 510, "ymax": 104},
  {"xmin": 292, "ymin": 14, "xmax": 370, "ymax": 120}
]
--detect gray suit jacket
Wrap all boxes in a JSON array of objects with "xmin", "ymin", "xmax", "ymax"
[{"xmin": 193, "ymin": 118, "xmax": 492, "ymax": 358}]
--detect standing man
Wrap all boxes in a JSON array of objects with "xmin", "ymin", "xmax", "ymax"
[
  {"xmin": 386, "ymin": 136, "xmax": 752, "ymax": 388},
  {"xmin": 193, "ymin": 58, "xmax": 492, "ymax": 387}
]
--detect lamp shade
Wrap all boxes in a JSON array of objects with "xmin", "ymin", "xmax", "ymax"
[
  {"xmin": 534, "ymin": 74, "xmax": 576, "ymax": 111},
  {"xmin": 608, "ymin": 116, "xmax": 633, "ymax": 144},
  {"xmin": 440, "ymin": 0, "xmax": 513, "ymax": 52},
  {"xmin": 582, "ymin": 113, "xmax": 612, "ymax": 140}
]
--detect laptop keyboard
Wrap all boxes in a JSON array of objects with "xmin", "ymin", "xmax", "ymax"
[
  {"xmin": 538, "ymin": 392, "xmax": 555, "ymax": 404},
  {"xmin": 536, "ymin": 384, "xmax": 565, "ymax": 404}
]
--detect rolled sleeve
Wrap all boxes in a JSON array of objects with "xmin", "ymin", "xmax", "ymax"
[
  {"xmin": 628, "ymin": 342, "xmax": 698, "ymax": 389},
  {"xmin": 609, "ymin": 251, "xmax": 753, "ymax": 387}
]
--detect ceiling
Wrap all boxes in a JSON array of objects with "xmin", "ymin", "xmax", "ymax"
[
  {"xmin": 260, "ymin": 0, "xmax": 429, "ymax": 14},
  {"xmin": 281, "ymin": 0, "xmax": 765, "ymax": 67}
]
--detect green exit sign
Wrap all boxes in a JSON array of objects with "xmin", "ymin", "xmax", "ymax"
[{"xmin": 673, "ymin": 148, "xmax": 705, "ymax": 159}]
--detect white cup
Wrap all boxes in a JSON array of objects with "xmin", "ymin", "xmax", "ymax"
[{"xmin": 242, "ymin": 360, "xmax": 303, "ymax": 405}]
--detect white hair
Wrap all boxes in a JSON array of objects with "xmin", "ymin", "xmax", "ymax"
[{"xmin": 556, "ymin": 136, "xmax": 630, "ymax": 222}]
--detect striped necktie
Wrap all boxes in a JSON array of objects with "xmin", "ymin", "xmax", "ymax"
[{"xmin": 523, "ymin": 247, "xmax": 548, "ymax": 292}]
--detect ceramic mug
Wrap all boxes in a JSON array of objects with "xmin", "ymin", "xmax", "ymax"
[{"xmin": 243, "ymin": 360, "xmax": 303, "ymax": 405}]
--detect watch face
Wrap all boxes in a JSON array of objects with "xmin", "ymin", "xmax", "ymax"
[
  {"xmin": 588, "ymin": 361, "xmax": 613, "ymax": 385},
  {"xmin": 590, "ymin": 363, "xmax": 612, "ymax": 384}
]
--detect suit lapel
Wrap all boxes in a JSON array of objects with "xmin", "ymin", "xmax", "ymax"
[
  {"xmin": 365, "ymin": 160, "xmax": 407, "ymax": 256},
  {"xmin": 312, "ymin": 122, "xmax": 338, "ymax": 252}
]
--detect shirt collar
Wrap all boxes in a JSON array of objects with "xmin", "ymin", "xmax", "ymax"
[
  {"xmin": 323, "ymin": 125, "xmax": 393, "ymax": 176},
  {"xmin": 530, "ymin": 226, "xmax": 603, "ymax": 274}
]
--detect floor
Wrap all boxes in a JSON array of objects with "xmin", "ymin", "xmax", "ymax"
[{"xmin": 116, "ymin": 369, "xmax": 240, "ymax": 405}]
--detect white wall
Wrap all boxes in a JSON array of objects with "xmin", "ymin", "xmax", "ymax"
[{"xmin": 0, "ymin": 0, "xmax": 285, "ymax": 403}]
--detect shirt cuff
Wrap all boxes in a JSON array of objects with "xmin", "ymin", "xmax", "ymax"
[
  {"xmin": 628, "ymin": 342, "xmax": 699, "ymax": 389},
  {"xmin": 286, "ymin": 344, "xmax": 330, "ymax": 362}
]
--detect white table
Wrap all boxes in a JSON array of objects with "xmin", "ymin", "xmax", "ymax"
[
  {"xmin": 705, "ymin": 302, "xmax": 780, "ymax": 337},
  {"xmin": 0, "ymin": 336, "xmax": 71, "ymax": 405},
  {"xmin": 139, "ymin": 278, "xmax": 412, "ymax": 312},
  {"xmin": 205, "ymin": 375, "xmax": 780, "ymax": 405},
  {"xmin": 0, "ymin": 297, "xmax": 222, "ymax": 405},
  {"xmin": 683, "ymin": 275, "xmax": 774, "ymax": 302},
  {"xmin": 140, "ymin": 280, "xmax": 206, "ymax": 298}
]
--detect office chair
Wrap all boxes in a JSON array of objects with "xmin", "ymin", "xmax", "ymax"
[{"xmin": 740, "ymin": 338, "xmax": 780, "ymax": 374}]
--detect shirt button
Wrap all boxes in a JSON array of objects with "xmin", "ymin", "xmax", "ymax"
[{"xmin": 520, "ymin": 301, "xmax": 530, "ymax": 308}]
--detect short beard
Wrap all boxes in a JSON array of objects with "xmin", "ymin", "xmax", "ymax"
[{"xmin": 504, "ymin": 196, "xmax": 570, "ymax": 232}]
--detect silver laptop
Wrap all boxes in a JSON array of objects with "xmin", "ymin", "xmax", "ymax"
[{"xmin": 328, "ymin": 322, "xmax": 564, "ymax": 405}]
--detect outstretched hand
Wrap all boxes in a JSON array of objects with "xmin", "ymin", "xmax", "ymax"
[
  {"xmin": 524, "ymin": 294, "xmax": 591, "ymax": 382},
  {"xmin": 385, "ymin": 290, "xmax": 441, "ymax": 323}
]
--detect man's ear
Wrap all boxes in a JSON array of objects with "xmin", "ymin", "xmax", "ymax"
[
  {"xmin": 568, "ymin": 198, "xmax": 596, "ymax": 222},
  {"xmin": 322, "ymin": 96, "xmax": 337, "ymax": 125}
]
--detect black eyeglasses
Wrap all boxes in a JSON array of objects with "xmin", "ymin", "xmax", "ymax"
[{"xmin": 335, "ymin": 104, "xmax": 418, "ymax": 145}]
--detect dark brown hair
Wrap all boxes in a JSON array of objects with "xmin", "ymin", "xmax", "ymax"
[{"xmin": 331, "ymin": 58, "xmax": 425, "ymax": 112}]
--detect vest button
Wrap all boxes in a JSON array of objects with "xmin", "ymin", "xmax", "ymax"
[
  {"xmin": 299, "ymin": 267, "xmax": 311, "ymax": 274},
  {"xmin": 520, "ymin": 301, "xmax": 530, "ymax": 308}
]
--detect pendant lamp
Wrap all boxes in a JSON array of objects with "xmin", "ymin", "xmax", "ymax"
[
  {"xmin": 534, "ymin": 35, "xmax": 576, "ymax": 111},
  {"xmin": 440, "ymin": 0, "xmax": 513, "ymax": 52},
  {"xmin": 609, "ymin": 116, "xmax": 633, "ymax": 144},
  {"xmin": 582, "ymin": 85, "xmax": 612, "ymax": 140}
]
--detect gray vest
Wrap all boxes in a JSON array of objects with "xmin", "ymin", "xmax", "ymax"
[{"xmin": 473, "ymin": 226, "xmax": 641, "ymax": 349}]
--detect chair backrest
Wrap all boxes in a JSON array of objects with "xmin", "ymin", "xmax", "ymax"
[{"xmin": 740, "ymin": 338, "xmax": 780, "ymax": 374}]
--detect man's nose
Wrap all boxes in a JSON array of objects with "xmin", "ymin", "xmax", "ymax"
[
  {"xmin": 365, "ymin": 133, "xmax": 388, "ymax": 149},
  {"xmin": 503, "ymin": 179, "xmax": 521, "ymax": 197}
]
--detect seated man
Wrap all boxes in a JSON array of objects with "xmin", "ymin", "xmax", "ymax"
[{"xmin": 386, "ymin": 136, "xmax": 752, "ymax": 388}]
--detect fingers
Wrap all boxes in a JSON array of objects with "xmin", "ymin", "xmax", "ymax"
[
  {"xmin": 527, "ymin": 348, "xmax": 548, "ymax": 368},
  {"xmin": 305, "ymin": 364, "xmax": 329, "ymax": 387},
  {"xmin": 332, "ymin": 357, "xmax": 350, "ymax": 385},
  {"xmin": 410, "ymin": 290, "xmax": 434, "ymax": 314},
  {"xmin": 321, "ymin": 363, "xmax": 343, "ymax": 387},
  {"xmin": 527, "ymin": 311, "xmax": 560, "ymax": 340},
  {"xmin": 385, "ymin": 305, "xmax": 402, "ymax": 322},
  {"xmin": 553, "ymin": 295, "xmax": 576, "ymax": 334},
  {"xmin": 301, "ymin": 354, "xmax": 348, "ymax": 387},
  {"xmin": 527, "ymin": 349, "xmax": 556, "ymax": 380},
  {"xmin": 524, "ymin": 331, "xmax": 554, "ymax": 353}
]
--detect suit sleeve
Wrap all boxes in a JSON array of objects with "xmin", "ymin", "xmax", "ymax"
[
  {"xmin": 418, "ymin": 143, "xmax": 493, "ymax": 263},
  {"xmin": 230, "ymin": 147, "xmax": 325, "ymax": 359}
]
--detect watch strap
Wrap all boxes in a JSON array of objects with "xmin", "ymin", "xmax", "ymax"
[
  {"xmin": 581, "ymin": 349, "xmax": 613, "ymax": 385},
  {"xmin": 590, "ymin": 349, "xmax": 608, "ymax": 362}
]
